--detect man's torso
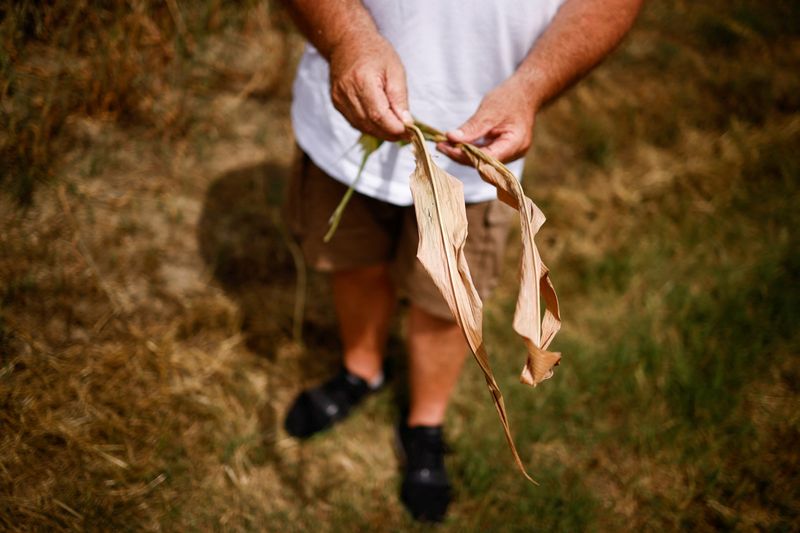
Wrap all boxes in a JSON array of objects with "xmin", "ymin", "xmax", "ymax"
[{"xmin": 291, "ymin": 0, "xmax": 566, "ymax": 206}]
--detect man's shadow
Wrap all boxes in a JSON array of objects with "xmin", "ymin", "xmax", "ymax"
[
  {"xmin": 197, "ymin": 160, "xmax": 408, "ymax": 497},
  {"xmin": 196, "ymin": 160, "xmax": 339, "ymax": 497},
  {"xmin": 196, "ymin": 160, "xmax": 338, "ymax": 360}
]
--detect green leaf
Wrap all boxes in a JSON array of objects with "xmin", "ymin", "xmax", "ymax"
[{"xmin": 323, "ymin": 134, "xmax": 384, "ymax": 243}]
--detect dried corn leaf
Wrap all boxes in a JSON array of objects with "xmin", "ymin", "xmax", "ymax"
[
  {"xmin": 461, "ymin": 145, "xmax": 562, "ymax": 386},
  {"xmin": 406, "ymin": 124, "xmax": 535, "ymax": 482}
]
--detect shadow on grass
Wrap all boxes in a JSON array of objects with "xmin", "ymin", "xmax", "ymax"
[
  {"xmin": 196, "ymin": 159, "xmax": 332, "ymax": 498},
  {"xmin": 198, "ymin": 160, "xmax": 308, "ymax": 356},
  {"xmin": 196, "ymin": 159, "xmax": 411, "ymax": 509}
]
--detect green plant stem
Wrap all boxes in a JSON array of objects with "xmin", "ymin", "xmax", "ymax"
[
  {"xmin": 413, "ymin": 120, "xmax": 448, "ymax": 143},
  {"xmin": 323, "ymin": 136, "xmax": 382, "ymax": 243},
  {"xmin": 322, "ymin": 154, "xmax": 368, "ymax": 243}
]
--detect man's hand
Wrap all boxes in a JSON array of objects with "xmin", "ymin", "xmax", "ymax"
[
  {"xmin": 437, "ymin": 75, "xmax": 536, "ymax": 164},
  {"xmin": 437, "ymin": 0, "xmax": 642, "ymax": 166},
  {"xmin": 329, "ymin": 34, "xmax": 411, "ymax": 141},
  {"xmin": 281, "ymin": 0, "xmax": 411, "ymax": 141}
]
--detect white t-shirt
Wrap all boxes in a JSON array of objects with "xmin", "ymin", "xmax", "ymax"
[{"xmin": 291, "ymin": 0, "xmax": 566, "ymax": 206}]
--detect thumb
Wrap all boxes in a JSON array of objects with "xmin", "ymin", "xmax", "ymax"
[{"xmin": 448, "ymin": 107, "xmax": 493, "ymax": 144}]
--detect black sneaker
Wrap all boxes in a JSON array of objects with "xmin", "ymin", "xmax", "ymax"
[
  {"xmin": 284, "ymin": 367, "xmax": 384, "ymax": 439},
  {"xmin": 395, "ymin": 423, "xmax": 452, "ymax": 522}
]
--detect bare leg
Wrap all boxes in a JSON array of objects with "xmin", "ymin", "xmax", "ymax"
[
  {"xmin": 332, "ymin": 264, "xmax": 396, "ymax": 382},
  {"xmin": 406, "ymin": 304, "xmax": 469, "ymax": 426}
]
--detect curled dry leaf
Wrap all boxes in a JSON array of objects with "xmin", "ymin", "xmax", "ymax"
[
  {"xmin": 460, "ymin": 144, "xmax": 562, "ymax": 386},
  {"xmin": 406, "ymin": 124, "xmax": 535, "ymax": 482},
  {"xmin": 413, "ymin": 120, "xmax": 562, "ymax": 386}
]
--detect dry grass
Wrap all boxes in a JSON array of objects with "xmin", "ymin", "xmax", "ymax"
[
  {"xmin": 1, "ymin": 0, "xmax": 294, "ymax": 205},
  {"xmin": 1, "ymin": 0, "xmax": 799, "ymax": 531}
]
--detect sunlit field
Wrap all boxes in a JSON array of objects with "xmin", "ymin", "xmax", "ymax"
[{"xmin": 2, "ymin": 1, "xmax": 798, "ymax": 530}]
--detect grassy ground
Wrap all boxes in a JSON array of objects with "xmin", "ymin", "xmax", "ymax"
[{"xmin": 1, "ymin": 1, "xmax": 798, "ymax": 531}]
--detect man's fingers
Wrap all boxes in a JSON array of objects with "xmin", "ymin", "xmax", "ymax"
[
  {"xmin": 332, "ymin": 82, "xmax": 370, "ymax": 129},
  {"xmin": 332, "ymin": 73, "xmax": 407, "ymax": 139},
  {"xmin": 483, "ymin": 133, "xmax": 528, "ymax": 163},
  {"xmin": 446, "ymin": 108, "xmax": 494, "ymax": 144},
  {"xmin": 438, "ymin": 128, "xmax": 529, "ymax": 165},
  {"xmin": 384, "ymin": 64, "xmax": 411, "ymax": 126},
  {"xmin": 352, "ymin": 73, "xmax": 405, "ymax": 139},
  {"xmin": 435, "ymin": 142, "xmax": 471, "ymax": 165}
]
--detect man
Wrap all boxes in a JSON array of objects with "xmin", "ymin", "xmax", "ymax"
[{"xmin": 281, "ymin": 0, "xmax": 641, "ymax": 522}]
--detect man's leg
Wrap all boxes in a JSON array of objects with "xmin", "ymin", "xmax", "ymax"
[
  {"xmin": 332, "ymin": 264, "xmax": 396, "ymax": 383},
  {"xmin": 396, "ymin": 303, "xmax": 466, "ymax": 522},
  {"xmin": 405, "ymin": 304, "xmax": 468, "ymax": 426},
  {"xmin": 283, "ymin": 155, "xmax": 402, "ymax": 439},
  {"xmin": 284, "ymin": 262, "xmax": 395, "ymax": 438},
  {"xmin": 394, "ymin": 200, "xmax": 512, "ymax": 522}
]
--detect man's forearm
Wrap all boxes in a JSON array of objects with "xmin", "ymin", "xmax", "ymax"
[
  {"xmin": 281, "ymin": 0, "xmax": 409, "ymax": 139},
  {"xmin": 515, "ymin": 0, "xmax": 643, "ymax": 110},
  {"xmin": 281, "ymin": 0, "xmax": 380, "ymax": 60}
]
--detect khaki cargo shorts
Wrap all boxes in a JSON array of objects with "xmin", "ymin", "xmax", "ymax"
[{"xmin": 284, "ymin": 152, "xmax": 514, "ymax": 321}]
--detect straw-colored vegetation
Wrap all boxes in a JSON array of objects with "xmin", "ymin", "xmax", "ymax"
[
  {"xmin": 1, "ymin": 1, "xmax": 798, "ymax": 531},
  {"xmin": 405, "ymin": 122, "xmax": 562, "ymax": 483}
]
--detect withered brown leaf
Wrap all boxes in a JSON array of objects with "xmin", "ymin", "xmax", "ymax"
[
  {"xmin": 406, "ymin": 124, "xmax": 535, "ymax": 482},
  {"xmin": 461, "ymin": 145, "xmax": 562, "ymax": 387}
]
